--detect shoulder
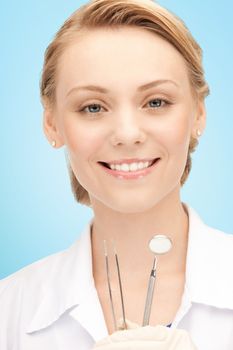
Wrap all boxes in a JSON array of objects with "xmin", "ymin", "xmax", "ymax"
[
  {"xmin": 189, "ymin": 205, "xmax": 233, "ymax": 268},
  {"xmin": 0, "ymin": 230, "xmax": 85, "ymax": 300},
  {"xmin": 187, "ymin": 204, "xmax": 233, "ymax": 252},
  {"xmin": 201, "ymin": 220, "xmax": 233, "ymax": 256},
  {"xmin": 201, "ymin": 224, "xmax": 233, "ymax": 277},
  {"xmin": 0, "ymin": 222, "xmax": 91, "ymax": 319},
  {"xmin": 0, "ymin": 220, "xmax": 92, "ymax": 294},
  {"xmin": 0, "ymin": 249, "xmax": 66, "ymax": 348},
  {"xmin": 186, "ymin": 205, "xmax": 233, "ymax": 309},
  {"xmin": 0, "ymin": 248, "xmax": 68, "ymax": 313},
  {"xmin": 0, "ymin": 248, "xmax": 64, "ymax": 285},
  {"xmin": 0, "ymin": 222, "xmax": 92, "ymax": 347}
]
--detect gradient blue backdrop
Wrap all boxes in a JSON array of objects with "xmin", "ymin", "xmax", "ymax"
[{"xmin": 1, "ymin": 1, "xmax": 232, "ymax": 279}]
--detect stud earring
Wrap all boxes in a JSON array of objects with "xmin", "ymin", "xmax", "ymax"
[
  {"xmin": 196, "ymin": 129, "xmax": 202, "ymax": 137},
  {"xmin": 51, "ymin": 140, "xmax": 56, "ymax": 147}
]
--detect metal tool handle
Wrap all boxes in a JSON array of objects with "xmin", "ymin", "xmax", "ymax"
[{"xmin": 142, "ymin": 260, "xmax": 156, "ymax": 326}]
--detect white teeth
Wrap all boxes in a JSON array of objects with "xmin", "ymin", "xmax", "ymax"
[
  {"xmin": 108, "ymin": 160, "xmax": 153, "ymax": 172},
  {"xmin": 115, "ymin": 164, "xmax": 122, "ymax": 171}
]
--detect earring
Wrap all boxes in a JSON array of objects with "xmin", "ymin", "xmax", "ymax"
[
  {"xmin": 196, "ymin": 129, "xmax": 202, "ymax": 137},
  {"xmin": 51, "ymin": 140, "xmax": 56, "ymax": 147}
]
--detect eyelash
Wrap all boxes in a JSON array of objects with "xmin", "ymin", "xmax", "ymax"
[{"xmin": 78, "ymin": 98, "xmax": 172, "ymax": 115}]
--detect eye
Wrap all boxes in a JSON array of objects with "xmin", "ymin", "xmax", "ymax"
[
  {"xmin": 147, "ymin": 99, "xmax": 166, "ymax": 109},
  {"xmin": 80, "ymin": 103, "xmax": 103, "ymax": 114}
]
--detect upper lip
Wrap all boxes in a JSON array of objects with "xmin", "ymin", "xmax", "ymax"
[{"xmin": 99, "ymin": 158, "xmax": 159, "ymax": 165}]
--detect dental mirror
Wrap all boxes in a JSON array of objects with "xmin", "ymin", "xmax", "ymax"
[
  {"xmin": 149, "ymin": 234, "xmax": 172, "ymax": 255},
  {"xmin": 142, "ymin": 234, "xmax": 173, "ymax": 326}
]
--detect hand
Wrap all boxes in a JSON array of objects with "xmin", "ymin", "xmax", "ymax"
[{"xmin": 93, "ymin": 320, "xmax": 197, "ymax": 349}]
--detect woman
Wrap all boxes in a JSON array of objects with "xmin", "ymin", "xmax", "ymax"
[{"xmin": 0, "ymin": 0, "xmax": 232, "ymax": 349}]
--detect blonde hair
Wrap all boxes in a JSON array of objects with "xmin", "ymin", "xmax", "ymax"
[{"xmin": 40, "ymin": 0, "xmax": 209, "ymax": 207}]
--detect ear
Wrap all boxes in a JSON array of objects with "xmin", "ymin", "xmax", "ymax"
[
  {"xmin": 43, "ymin": 105, "xmax": 65, "ymax": 148},
  {"xmin": 191, "ymin": 99, "xmax": 206, "ymax": 138}
]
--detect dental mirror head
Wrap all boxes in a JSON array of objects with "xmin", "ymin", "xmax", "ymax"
[{"xmin": 149, "ymin": 235, "xmax": 172, "ymax": 255}]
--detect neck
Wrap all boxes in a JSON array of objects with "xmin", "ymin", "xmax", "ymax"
[{"xmin": 91, "ymin": 188, "xmax": 189, "ymax": 282}]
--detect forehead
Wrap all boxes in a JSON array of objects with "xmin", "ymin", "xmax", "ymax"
[{"xmin": 56, "ymin": 27, "xmax": 191, "ymax": 96}]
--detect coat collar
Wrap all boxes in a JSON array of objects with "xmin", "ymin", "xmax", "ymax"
[{"xmin": 26, "ymin": 204, "xmax": 233, "ymax": 337}]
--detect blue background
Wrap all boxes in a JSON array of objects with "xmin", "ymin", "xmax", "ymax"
[{"xmin": 1, "ymin": 0, "xmax": 232, "ymax": 279}]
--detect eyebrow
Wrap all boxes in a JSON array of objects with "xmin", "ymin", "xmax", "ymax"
[{"xmin": 66, "ymin": 79, "xmax": 179, "ymax": 97}]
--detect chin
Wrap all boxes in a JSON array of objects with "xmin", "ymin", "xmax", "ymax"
[
  {"xmin": 90, "ymin": 180, "xmax": 181, "ymax": 214},
  {"xmin": 101, "ymin": 195, "xmax": 162, "ymax": 214}
]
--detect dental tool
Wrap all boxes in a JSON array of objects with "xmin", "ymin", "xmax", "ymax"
[
  {"xmin": 103, "ymin": 234, "xmax": 172, "ymax": 331},
  {"xmin": 104, "ymin": 240, "xmax": 117, "ymax": 331},
  {"xmin": 142, "ymin": 234, "xmax": 172, "ymax": 326},
  {"xmin": 103, "ymin": 240, "xmax": 126, "ymax": 331},
  {"xmin": 114, "ymin": 241, "xmax": 127, "ymax": 330}
]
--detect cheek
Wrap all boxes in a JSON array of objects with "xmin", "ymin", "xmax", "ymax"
[
  {"xmin": 167, "ymin": 123, "xmax": 190, "ymax": 153},
  {"xmin": 158, "ymin": 109, "xmax": 193, "ymax": 155},
  {"xmin": 61, "ymin": 118, "xmax": 105, "ymax": 160}
]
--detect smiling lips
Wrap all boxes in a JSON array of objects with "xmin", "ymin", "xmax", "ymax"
[{"xmin": 98, "ymin": 158, "xmax": 160, "ymax": 179}]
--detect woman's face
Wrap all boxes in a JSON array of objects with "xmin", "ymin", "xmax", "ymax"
[{"xmin": 44, "ymin": 27, "xmax": 205, "ymax": 213}]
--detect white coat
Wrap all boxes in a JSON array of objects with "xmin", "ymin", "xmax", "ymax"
[{"xmin": 0, "ymin": 204, "xmax": 233, "ymax": 350}]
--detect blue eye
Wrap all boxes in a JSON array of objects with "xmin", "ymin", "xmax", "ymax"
[
  {"xmin": 81, "ymin": 104, "xmax": 102, "ymax": 114},
  {"xmin": 148, "ymin": 99, "xmax": 164, "ymax": 108}
]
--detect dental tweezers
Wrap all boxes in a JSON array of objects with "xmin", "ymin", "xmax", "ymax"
[{"xmin": 103, "ymin": 240, "xmax": 127, "ymax": 331}]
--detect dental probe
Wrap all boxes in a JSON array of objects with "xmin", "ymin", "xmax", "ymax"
[{"xmin": 142, "ymin": 256, "xmax": 157, "ymax": 326}]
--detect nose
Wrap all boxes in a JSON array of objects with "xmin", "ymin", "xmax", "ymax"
[{"xmin": 110, "ymin": 109, "xmax": 147, "ymax": 147}]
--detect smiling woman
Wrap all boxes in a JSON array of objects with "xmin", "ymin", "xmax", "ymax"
[
  {"xmin": 64, "ymin": 31, "xmax": 204, "ymax": 213},
  {"xmin": 0, "ymin": 1, "xmax": 233, "ymax": 350}
]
